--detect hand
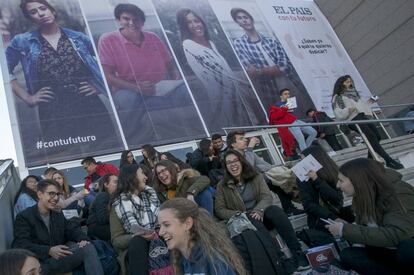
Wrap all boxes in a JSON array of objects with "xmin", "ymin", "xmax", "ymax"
[
  {"xmin": 325, "ymin": 222, "xmax": 344, "ymax": 237},
  {"xmin": 307, "ymin": 170, "xmax": 318, "ymax": 181},
  {"xmin": 249, "ymin": 211, "xmax": 263, "ymax": 221},
  {"xmin": 320, "ymin": 133, "xmax": 326, "ymax": 138},
  {"xmin": 141, "ymin": 231, "xmax": 157, "ymax": 241},
  {"xmin": 335, "ymin": 218, "xmax": 348, "ymax": 224},
  {"xmin": 75, "ymin": 191, "xmax": 87, "ymax": 200},
  {"xmin": 78, "ymin": 81, "xmax": 98, "ymax": 96},
  {"xmin": 248, "ymin": 137, "xmax": 260, "ymax": 148},
  {"xmin": 27, "ymin": 87, "xmax": 54, "ymax": 106},
  {"xmin": 160, "ymin": 154, "xmax": 168, "ymax": 161},
  {"xmin": 77, "ymin": 240, "xmax": 89, "ymax": 248},
  {"xmin": 138, "ymin": 81, "xmax": 155, "ymax": 95},
  {"xmin": 49, "ymin": 245, "xmax": 73, "ymax": 260},
  {"xmin": 186, "ymin": 194, "xmax": 195, "ymax": 202}
]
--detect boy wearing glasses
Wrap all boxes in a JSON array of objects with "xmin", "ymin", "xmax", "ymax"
[{"xmin": 12, "ymin": 180, "xmax": 103, "ymax": 275}]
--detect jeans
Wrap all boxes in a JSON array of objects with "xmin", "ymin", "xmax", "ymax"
[
  {"xmin": 288, "ymin": 120, "xmax": 317, "ymax": 151},
  {"xmin": 42, "ymin": 243, "xmax": 103, "ymax": 275},
  {"xmin": 113, "ymin": 84, "xmax": 198, "ymax": 146},
  {"xmin": 194, "ymin": 188, "xmax": 214, "ymax": 215}
]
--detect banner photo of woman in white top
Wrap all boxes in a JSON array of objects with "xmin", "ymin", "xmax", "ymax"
[
  {"xmin": 1, "ymin": 0, "xmax": 124, "ymax": 167},
  {"xmin": 152, "ymin": 0, "xmax": 267, "ymax": 134}
]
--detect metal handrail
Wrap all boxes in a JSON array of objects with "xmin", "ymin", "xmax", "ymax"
[
  {"xmin": 223, "ymin": 117, "xmax": 414, "ymax": 164},
  {"xmin": 223, "ymin": 117, "xmax": 414, "ymax": 132},
  {"xmin": 372, "ymin": 103, "xmax": 414, "ymax": 109}
]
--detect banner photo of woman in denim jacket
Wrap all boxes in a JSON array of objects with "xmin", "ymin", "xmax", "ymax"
[{"xmin": 3, "ymin": 0, "xmax": 124, "ymax": 166}]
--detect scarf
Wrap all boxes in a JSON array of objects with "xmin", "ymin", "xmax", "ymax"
[
  {"xmin": 333, "ymin": 88, "xmax": 361, "ymax": 109},
  {"xmin": 113, "ymin": 186, "xmax": 160, "ymax": 234}
]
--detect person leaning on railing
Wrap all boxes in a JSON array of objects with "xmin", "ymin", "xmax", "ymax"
[{"xmin": 331, "ymin": 75, "xmax": 403, "ymax": 170}]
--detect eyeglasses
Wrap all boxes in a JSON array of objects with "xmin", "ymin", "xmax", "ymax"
[
  {"xmin": 157, "ymin": 168, "xmax": 169, "ymax": 177},
  {"xmin": 44, "ymin": 191, "xmax": 62, "ymax": 198},
  {"xmin": 225, "ymin": 159, "xmax": 240, "ymax": 166}
]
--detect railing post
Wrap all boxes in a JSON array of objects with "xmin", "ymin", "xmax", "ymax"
[
  {"xmin": 354, "ymin": 124, "xmax": 381, "ymax": 162},
  {"xmin": 372, "ymin": 111, "xmax": 392, "ymax": 139},
  {"xmin": 265, "ymin": 128, "xmax": 286, "ymax": 165}
]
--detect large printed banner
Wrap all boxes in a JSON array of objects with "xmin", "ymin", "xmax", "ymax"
[{"xmin": 0, "ymin": 0, "xmax": 370, "ymax": 167}]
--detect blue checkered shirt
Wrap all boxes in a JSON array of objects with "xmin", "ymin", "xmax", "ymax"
[{"xmin": 233, "ymin": 33, "xmax": 294, "ymax": 76}]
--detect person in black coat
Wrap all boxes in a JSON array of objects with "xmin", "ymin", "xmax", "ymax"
[
  {"xmin": 12, "ymin": 179, "xmax": 103, "ymax": 275},
  {"xmin": 298, "ymin": 146, "xmax": 354, "ymax": 231},
  {"xmin": 87, "ymin": 174, "xmax": 118, "ymax": 241},
  {"xmin": 190, "ymin": 139, "xmax": 223, "ymax": 186},
  {"xmin": 306, "ymin": 108, "xmax": 343, "ymax": 151}
]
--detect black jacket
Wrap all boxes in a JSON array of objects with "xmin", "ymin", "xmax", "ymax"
[
  {"xmin": 87, "ymin": 191, "xmax": 110, "ymax": 226},
  {"xmin": 190, "ymin": 149, "xmax": 221, "ymax": 176},
  {"xmin": 311, "ymin": 111, "xmax": 339, "ymax": 136},
  {"xmin": 298, "ymin": 177, "xmax": 343, "ymax": 230},
  {"xmin": 12, "ymin": 205, "xmax": 87, "ymax": 261}
]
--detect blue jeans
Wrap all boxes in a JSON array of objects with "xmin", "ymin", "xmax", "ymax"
[
  {"xmin": 43, "ymin": 243, "xmax": 103, "ymax": 275},
  {"xmin": 288, "ymin": 120, "xmax": 317, "ymax": 151},
  {"xmin": 113, "ymin": 84, "xmax": 197, "ymax": 146},
  {"xmin": 194, "ymin": 188, "xmax": 214, "ymax": 215}
]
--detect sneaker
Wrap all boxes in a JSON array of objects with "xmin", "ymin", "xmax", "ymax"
[
  {"xmin": 295, "ymin": 251, "xmax": 311, "ymax": 271},
  {"xmin": 386, "ymin": 160, "xmax": 404, "ymax": 170}
]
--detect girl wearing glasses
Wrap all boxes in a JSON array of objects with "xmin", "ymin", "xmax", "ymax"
[
  {"xmin": 153, "ymin": 160, "xmax": 213, "ymax": 215},
  {"xmin": 215, "ymin": 149, "xmax": 310, "ymax": 273}
]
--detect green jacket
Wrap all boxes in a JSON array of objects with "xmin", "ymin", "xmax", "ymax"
[
  {"xmin": 214, "ymin": 174, "xmax": 273, "ymax": 221},
  {"xmin": 109, "ymin": 206, "xmax": 131, "ymax": 275},
  {"xmin": 157, "ymin": 169, "xmax": 210, "ymax": 202},
  {"xmin": 343, "ymin": 175, "xmax": 414, "ymax": 247}
]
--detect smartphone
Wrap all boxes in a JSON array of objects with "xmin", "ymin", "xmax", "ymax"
[{"xmin": 320, "ymin": 218, "xmax": 335, "ymax": 225}]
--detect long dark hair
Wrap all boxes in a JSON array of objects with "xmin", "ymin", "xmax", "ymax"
[
  {"xmin": 120, "ymin": 150, "xmax": 136, "ymax": 168},
  {"xmin": 339, "ymin": 158, "xmax": 398, "ymax": 224},
  {"xmin": 332, "ymin": 75, "xmax": 359, "ymax": 99},
  {"xmin": 302, "ymin": 145, "xmax": 339, "ymax": 187},
  {"xmin": 14, "ymin": 175, "xmax": 40, "ymax": 204},
  {"xmin": 222, "ymin": 149, "xmax": 259, "ymax": 184},
  {"xmin": 0, "ymin": 249, "xmax": 38, "ymax": 275},
  {"xmin": 160, "ymin": 198, "xmax": 246, "ymax": 275},
  {"xmin": 153, "ymin": 160, "xmax": 179, "ymax": 194},
  {"xmin": 113, "ymin": 163, "xmax": 150, "ymax": 201},
  {"xmin": 141, "ymin": 144, "xmax": 161, "ymax": 168},
  {"xmin": 176, "ymin": 9, "xmax": 211, "ymax": 42}
]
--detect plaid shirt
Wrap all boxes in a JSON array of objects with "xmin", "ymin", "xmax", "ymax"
[
  {"xmin": 233, "ymin": 33, "xmax": 294, "ymax": 76},
  {"xmin": 113, "ymin": 186, "xmax": 160, "ymax": 233}
]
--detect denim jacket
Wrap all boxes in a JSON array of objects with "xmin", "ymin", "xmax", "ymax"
[
  {"xmin": 181, "ymin": 246, "xmax": 236, "ymax": 275},
  {"xmin": 6, "ymin": 27, "xmax": 106, "ymax": 94}
]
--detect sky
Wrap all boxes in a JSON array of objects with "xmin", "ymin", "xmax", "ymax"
[{"xmin": 0, "ymin": 68, "xmax": 18, "ymax": 166}]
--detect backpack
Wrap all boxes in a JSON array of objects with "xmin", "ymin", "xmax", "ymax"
[
  {"xmin": 148, "ymin": 234, "xmax": 174, "ymax": 275},
  {"xmin": 91, "ymin": 240, "xmax": 120, "ymax": 275}
]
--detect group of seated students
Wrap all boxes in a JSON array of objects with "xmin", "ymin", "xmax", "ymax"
[{"xmin": 5, "ymin": 135, "xmax": 414, "ymax": 275}]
